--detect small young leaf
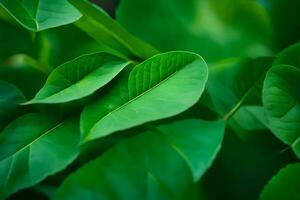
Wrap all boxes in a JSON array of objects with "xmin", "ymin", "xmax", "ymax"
[
  {"xmin": 0, "ymin": 113, "xmax": 80, "ymax": 199},
  {"xmin": 263, "ymin": 64, "xmax": 300, "ymax": 158},
  {"xmin": 27, "ymin": 53, "xmax": 130, "ymax": 104},
  {"xmin": 260, "ymin": 163, "xmax": 300, "ymax": 200},
  {"xmin": 69, "ymin": 0, "xmax": 159, "ymax": 60},
  {"xmin": 0, "ymin": 0, "xmax": 81, "ymax": 31},
  {"xmin": 54, "ymin": 119, "xmax": 225, "ymax": 200},
  {"xmin": 81, "ymin": 51, "xmax": 208, "ymax": 142}
]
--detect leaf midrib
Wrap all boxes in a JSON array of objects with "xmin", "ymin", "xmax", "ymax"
[
  {"xmin": 34, "ymin": 0, "xmax": 41, "ymax": 30},
  {"xmin": 19, "ymin": 0, "xmax": 40, "ymax": 30},
  {"xmin": 1, "ymin": 121, "xmax": 65, "ymax": 162},
  {"xmin": 87, "ymin": 62, "xmax": 194, "ymax": 140},
  {"xmin": 33, "ymin": 61, "xmax": 129, "ymax": 103},
  {"xmin": 151, "ymin": 127, "xmax": 195, "ymax": 179}
]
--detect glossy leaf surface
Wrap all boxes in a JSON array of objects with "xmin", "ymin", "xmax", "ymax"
[
  {"xmin": 0, "ymin": 0, "xmax": 81, "ymax": 31},
  {"xmin": 81, "ymin": 51, "xmax": 208, "ymax": 142},
  {"xmin": 0, "ymin": 113, "xmax": 80, "ymax": 199},
  {"xmin": 263, "ymin": 65, "xmax": 300, "ymax": 157},
  {"xmin": 28, "ymin": 53, "xmax": 129, "ymax": 104}
]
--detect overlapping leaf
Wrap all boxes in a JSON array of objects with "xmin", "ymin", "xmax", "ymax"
[
  {"xmin": 81, "ymin": 51, "xmax": 208, "ymax": 142},
  {"xmin": 69, "ymin": 0, "xmax": 159, "ymax": 60},
  {"xmin": 263, "ymin": 65, "xmax": 300, "ymax": 157},
  {"xmin": 263, "ymin": 43, "xmax": 300, "ymax": 158},
  {"xmin": 0, "ymin": 113, "xmax": 80, "ymax": 199},
  {"xmin": 27, "ymin": 53, "xmax": 129, "ymax": 104},
  {"xmin": 0, "ymin": 0, "xmax": 81, "ymax": 31},
  {"xmin": 54, "ymin": 119, "xmax": 225, "ymax": 200}
]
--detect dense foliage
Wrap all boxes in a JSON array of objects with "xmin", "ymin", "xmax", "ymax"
[{"xmin": 0, "ymin": 0, "xmax": 299, "ymax": 199}]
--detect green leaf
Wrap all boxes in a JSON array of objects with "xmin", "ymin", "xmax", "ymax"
[
  {"xmin": 274, "ymin": 42, "xmax": 300, "ymax": 68},
  {"xmin": 27, "ymin": 53, "xmax": 130, "ymax": 104},
  {"xmin": 0, "ymin": 113, "xmax": 80, "ymax": 199},
  {"xmin": 0, "ymin": 0, "xmax": 81, "ymax": 31},
  {"xmin": 0, "ymin": 81, "xmax": 25, "ymax": 129},
  {"xmin": 260, "ymin": 163, "xmax": 300, "ymax": 200},
  {"xmin": 81, "ymin": 51, "xmax": 208, "ymax": 142},
  {"xmin": 230, "ymin": 106, "xmax": 268, "ymax": 132},
  {"xmin": 202, "ymin": 127, "xmax": 296, "ymax": 200},
  {"xmin": 263, "ymin": 42, "xmax": 300, "ymax": 157},
  {"xmin": 117, "ymin": 0, "xmax": 272, "ymax": 62},
  {"xmin": 229, "ymin": 106, "xmax": 268, "ymax": 140},
  {"xmin": 54, "ymin": 119, "xmax": 225, "ymax": 200},
  {"xmin": 0, "ymin": 64, "xmax": 46, "ymax": 99},
  {"xmin": 69, "ymin": 0, "xmax": 159, "ymax": 60},
  {"xmin": 204, "ymin": 57, "xmax": 273, "ymax": 118},
  {"xmin": 263, "ymin": 64, "xmax": 300, "ymax": 158}
]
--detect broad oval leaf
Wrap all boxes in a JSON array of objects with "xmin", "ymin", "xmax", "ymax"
[
  {"xmin": 69, "ymin": 0, "xmax": 159, "ymax": 60},
  {"xmin": 0, "ymin": 113, "xmax": 80, "ymax": 199},
  {"xmin": 117, "ymin": 0, "xmax": 272, "ymax": 62},
  {"xmin": 0, "ymin": 81, "xmax": 25, "ymax": 129},
  {"xmin": 0, "ymin": 0, "xmax": 81, "ymax": 31},
  {"xmin": 81, "ymin": 51, "xmax": 208, "ymax": 142},
  {"xmin": 54, "ymin": 119, "xmax": 225, "ymax": 200},
  {"xmin": 204, "ymin": 57, "xmax": 273, "ymax": 118},
  {"xmin": 27, "ymin": 53, "xmax": 129, "ymax": 104},
  {"xmin": 260, "ymin": 163, "xmax": 300, "ymax": 200},
  {"xmin": 263, "ymin": 64, "xmax": 300, "ymax": 157}
]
